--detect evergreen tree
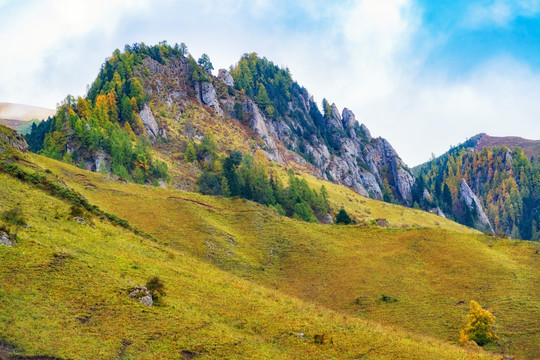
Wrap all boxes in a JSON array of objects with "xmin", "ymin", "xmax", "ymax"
[
  {"xmin": 336, "ymin": 208, "xmax": 352, "ymax": 224},
  {"xmin": 197, "ymin": 53, "xmax": 214, "ymax": 73}
]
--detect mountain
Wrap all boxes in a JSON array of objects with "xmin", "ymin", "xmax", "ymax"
[
  {"xmin": 413, "ymin": 134, "xmax": 540, "ymax": 240},
  {"xmin": 2, "ymin": 124, "xmax": 539, "ymax": 359},
  {"xmin": 26, "ymin": 44, "xmax": 413, "ymax": 207},
  {"xmin": 0, "ymin": 102, "xmax": 55, "ymax": 132},
  {"xmin": 475, "ymin": 133, "xmax": 540, "ymax": 159}
]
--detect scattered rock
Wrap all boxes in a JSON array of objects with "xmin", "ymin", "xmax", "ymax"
[
  {"xmin": 456, "ymin": 301, "xmax": 465, "ymax": 306},
  {"xmin": 128, "ymin": 286, "xmax": 153, "ymax": 306},
  {"xmin": 296, "ymin": 333, "xmax": 306, "ymax": 339},
  {"xmin": 376, "ymin": 218, "xmax": 390, "ymax": 227},
  {"xmin": 0, "ymin": 231, "xmax": 13, "ymax": 247},
  {"xmin": 72, "ymin": 217, "xmax": 87, "ymax": 225}
]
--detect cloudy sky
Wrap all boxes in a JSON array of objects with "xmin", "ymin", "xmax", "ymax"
[{"xmin": 1, "ymin": 0, "xmax": 540, "ymax": 166}]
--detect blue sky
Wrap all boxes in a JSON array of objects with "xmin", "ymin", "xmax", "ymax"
[{"xmin": 1, "ymin": 0, "xmax": 539, "ymax": 166}]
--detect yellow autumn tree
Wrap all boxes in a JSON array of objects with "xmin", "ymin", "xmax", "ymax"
[{"xmin": 459, "ymin": 300, "xmax": 498, "ymax": 346}]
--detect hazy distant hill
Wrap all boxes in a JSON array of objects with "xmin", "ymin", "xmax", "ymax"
[
  {"xmin": 475, "ymin": 133, "xmax": 540, "ymax": 159},
  {"xmin": 0, "ymin": 102, "xmax": 55, "ymax": 131}
]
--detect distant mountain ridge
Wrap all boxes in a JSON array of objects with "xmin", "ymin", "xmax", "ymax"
[
  {"xmin": 413, "ymin": 133, "xmax": 540, "ymax": 240},
  {"xmin": 475, "ymin": 133, "xmax": 540, "ymax": 159},
  {"xmin": 0, "ymin": 102, "xmax": 55, "ymax": 131}
]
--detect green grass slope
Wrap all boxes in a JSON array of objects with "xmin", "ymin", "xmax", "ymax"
[
  {"xmin": 0, "ymin": 164, "xmax": 504, "ymax": 359},
  {"xmin": 26, "ymin": 154, "xmax": 540, "ymax": 359}
]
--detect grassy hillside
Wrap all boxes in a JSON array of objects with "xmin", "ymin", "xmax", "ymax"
[
  {"xmin": 26, "ymin": 153, "xmax": 540, "ymax": 359},
  {"xmin": 0, "ymin": 162, "xmax": 505, "ymax": 359}
]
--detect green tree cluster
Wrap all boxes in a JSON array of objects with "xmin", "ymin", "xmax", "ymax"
[{"xmin": 191, "ymin": 133, "xmax": 330, "ymax": 222}]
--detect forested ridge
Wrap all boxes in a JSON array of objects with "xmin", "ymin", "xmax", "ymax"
[{"xmin": 414, "ymin": 137, "xmax": 540, "ymax": 240}]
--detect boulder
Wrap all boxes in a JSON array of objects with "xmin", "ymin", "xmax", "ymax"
[
  {"xmin": 128, "ymin": 286, "xmax": 153, "ymax": 306},
  {"xmin": 0, "ymin": 231, "xmax": 13, "ymax": 247}
]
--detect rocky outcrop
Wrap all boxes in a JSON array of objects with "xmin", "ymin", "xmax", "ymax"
[
  {"xmin": 0, "ymin": 231, "xmax": 13, "ymax": 247},
  {"xmin": 218, "ymin": 69, "xmax": 234, "ymax": 87},
  {"xmin": 460, "ymin": 179, "xmax": 494, "ymax": 233},
  {"xmin": 243, "ymin": 99, "xmax": 283, "ymax": 163},
  {"xmin": 201, "ymin": 82, "xmax": 224, "ymax": 116},
  {"xmin": 140, "ymin": 104, "xmax": 166, "ymax": 139},
  {"xmin": 0, "ymin": 125, "xmax": 28, "ymax": 153},
  {"xmin": 128, "ymin": 286, "xmax": 153, "ymax": 306}
]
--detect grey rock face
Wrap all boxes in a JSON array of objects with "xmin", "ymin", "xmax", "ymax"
[
  {"xmin": 0, "ymin": 231, "xmax": 13, "ymax": 247},
  {"xmin": 94, "ymin": 150, "xmax": 108, "ymax": 172},
  {"xmin": 201, "ymin": 82, "xmax": 224, "ymax": 116},
  {"xmin": 243, "ymin": 99, "xmax": 283, "ymax": 163},
  {"xmin": 128, "ymin": 286, "xmax": 153, "ymax": 306},
  {"xmin": 140, "ymin": 104, "xmax": 165, "ymax": 139},
  {"xmin": 460, "ymin": 179, "xmax": 494, "ymax": 233},
  {"xmin": 430, "ymin": 207, "xmax": 446, "ymax": 218},
  {"xmin": 218, "ymin": 69, "xmax": 234, "ymax": 87},
  {"xmin": 0, "ymin": 125, "xmax": 28, "ymax": 153}
]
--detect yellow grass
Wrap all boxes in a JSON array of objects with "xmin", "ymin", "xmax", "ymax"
[{"xmin": 24, "ymin": 153, "xmax": 540, "ymax": 360}]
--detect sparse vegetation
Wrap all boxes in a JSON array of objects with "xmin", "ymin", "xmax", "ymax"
[{"xmin": 1, "ymin": 206, "xmax": 26, "ymax": 226}]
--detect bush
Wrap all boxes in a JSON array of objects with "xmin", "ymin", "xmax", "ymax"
[
  {"xmin": 380, "ymin": 294, "xmax": 399, "ymax": 303},
  {"xmin": 459, "ymin": 300, "xmax": 498, "ymax": 346},
  {"xmin": 146, "ymin": 276, "xmax": 166, "ymax": 302},
  {"xmin": 2, "ymin": 207, "xmax": 26, "ymax": 226},
  {"xmin": 335, "ymin": 208, "xmax": 352, "ymax": 225}
]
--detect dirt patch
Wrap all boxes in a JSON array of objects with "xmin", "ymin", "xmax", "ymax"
[{"xmin": 167, "ymin": 196, "xmax": 215, "ymax": 210}]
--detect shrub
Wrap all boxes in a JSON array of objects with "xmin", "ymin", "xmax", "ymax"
[
  {"xmin": 459, "ymin": 300, "xmax": 498, "ymax": 346},
  {"xmin": 146, "ymin": 276, "xmax": 166, "ymax": 301},
  {"xmin": 380, "ymin": 294, "xmax": 399, "ymax": 303},
  {"xmin": 335, "ymin": 208, "xmax": 352, "ymax": 225},
  {"xmin": 2, "ymin": 207, "xmax": 26, "ymax": 226}
]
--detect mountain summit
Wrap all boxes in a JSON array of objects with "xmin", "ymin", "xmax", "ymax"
[{"xmin": 27, "ymin": 44, "xmax": 414, "ymax": 206}]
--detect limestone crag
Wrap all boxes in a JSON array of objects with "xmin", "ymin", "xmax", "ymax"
[
  {"xmin": 201, "ymin": 82, "xmax": 224, "ymax": 116},
  {"xmin": 460, "ymin": 179, "xmax": 494, "ymax": 233},
  {"xmin": 128, "ymin": 54, "xmax": 415, "ymax": 204},
  {"xmin": 0, "ymin": 125, "xmax": 28, "ymax": 153},
  {"xmin": 140, "ymin": 104, "xmax": 166, "ymax": 139},
  {"xmin": 218, "ymin": 69, "xmax": 234, "ymax": 87}
]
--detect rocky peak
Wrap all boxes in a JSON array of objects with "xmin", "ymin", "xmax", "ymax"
[
  {"xmin": 341, "ymin": 108, "xmax": 356, "ymax": 132},
  {"xmin": 328, "ymin": 103, "xmax": 343, "ymax": 130},
  {"xmin": 218, "ymin": 69, "xmax": 234, "ymax": 87}
]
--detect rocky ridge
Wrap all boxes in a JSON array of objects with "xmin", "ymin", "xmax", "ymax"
[{"xmin": 133, "ymin": 53, "xmax": 414, "ymax": 204}]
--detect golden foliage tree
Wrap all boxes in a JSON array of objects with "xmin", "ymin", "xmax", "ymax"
[{"xmin": 459, "ymin": 300, "xmax": 498, "ymax": 346}]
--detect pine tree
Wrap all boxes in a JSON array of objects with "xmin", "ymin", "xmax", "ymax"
[
  {"xmin": 336, "ymin": 208, "xmax": 352, "ymax": 225},
  {"xmin": 221, "ymin": 177, "xmax": 231, "ymax": 197}
]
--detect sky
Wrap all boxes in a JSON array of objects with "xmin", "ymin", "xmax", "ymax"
[{"xmin": 1, "ymin": 0, "xmax": 540, "ymax": 166}]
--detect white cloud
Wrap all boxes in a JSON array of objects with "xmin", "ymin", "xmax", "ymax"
[
  {"xmin": 1, "ymin": 0, "xmax": 540, "ymax": 166},
  {"xmin": 464, "ymin": 0, "xmax": 540, "ymax": 28}
]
